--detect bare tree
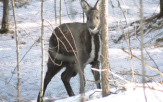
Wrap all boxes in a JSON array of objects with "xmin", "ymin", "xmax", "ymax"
[
  {"xmin": 101, "ymin": 0, "xmax": 110, "ymax": 97},
  {"xmin": 54, "ymin": 0, "xmax": 57, "ymax": 24},
  {"xmin": 0, "ymin": 0, "xmax": 9, "ymax": 33},
  {"xmin": 39, "ymin": 0, "xmax": 45, "ymax": 101},
  {"xmin": 160, "ymin": 0, "xmax": 163, "ymax": 16},
  {"xmin": 140, "ymin": 0, "xmax": 147, "ymax": 101},
  {"xmin": 60, "ymin": 0, "xmax": 62, "ymax": 24},
  {"xmin": 11, "ymin": 0, "xmax": 20, "ymax": 101}
]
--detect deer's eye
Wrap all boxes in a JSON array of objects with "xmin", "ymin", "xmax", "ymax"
[
  {"xmin": 96, "ymin": 16, "xmax": 99, "ymax": 19},
  {"xmin": 87, "ymin": 17, "xmax": 89, "ymax": 21}
]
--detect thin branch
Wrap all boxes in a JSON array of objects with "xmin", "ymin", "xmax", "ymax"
[
  {"xmin": 11, "ymin": 0, "xmax": 20, "ymax": 101},
  {"xmin": 122, "ymin": 49, "xmax": 163, "ymax": 77},
  {"xmin": 7, "ymin": 26, "xmax": 43, "ymax": 84},
  {"xmin": 91, "ymin": 68, "xmax": 130, "ymax": 84},
  {"xmin": 0, "ymin": 95, "xmax": 4, "ymax": 102},
  {"xmin": 120, "ymin": 21, "xmax": 135, "ymax": 83},
  {"xmin": 135, "ymin": 35, "xmax": 160, "ymax": 70},
  {"xmin": 89, "ymin": 90, "xmax": 102, "ymax": 98},
  {"xmin": 63, "ymin": 0, "xmax": 74, "ymax": 21},
  {"xmin": 7, "ymin": 42, "xmax": 35, "ymax": 84}
]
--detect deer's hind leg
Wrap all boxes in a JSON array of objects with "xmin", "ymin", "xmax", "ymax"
[
  {"xmin": 37, "ymin": 58, "xmax": 63, "ymax": 102},
  {"xmin": 61, "ymin": 62, "xmax": 77, "ymax": 96},
  {"xmin": 43, "ymin": 58, "xmax": 64, "ymax": 95}
]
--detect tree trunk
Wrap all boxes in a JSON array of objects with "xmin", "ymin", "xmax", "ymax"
[
  {"xmin": 160, "ymin": 0, "xmax": 163, "ymax": 16},
  {"xmin": 140, "ymin": 0, "xmax": 147, "ymax": 101},
  {"xmin": 60, "ymin": 0, "xmax": 62, "ymax": 24},
  {"xmin": 54, "ymin": 0, "xmax": 57, "ymax": 24},
  {"xmin": 39, "ymin": 0, "xmax": 45, "ymax": 101},
  {"xmin": 101, "ymin": 0, "xmax": 110, "ymax": 97},
  {"xmin": 1, "ymin": 0, "xmax": 9, "ymax": 29}
]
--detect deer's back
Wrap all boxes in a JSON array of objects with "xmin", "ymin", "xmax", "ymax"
[{"xmin": 49, "ymin": 23, "xmax": 92, "ymax": 62}]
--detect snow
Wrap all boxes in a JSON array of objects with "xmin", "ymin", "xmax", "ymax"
[
  {"xmin": 49, "ymin": 83, "xmax": 163, "ymax": 102},
  {"xmin": 0, "ymin": 0, "xmax": 163, "ymax": 102}
]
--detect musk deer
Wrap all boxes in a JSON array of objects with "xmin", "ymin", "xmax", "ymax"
[{"xmin": 38, "ymin": 0, "xmax": 102, "ymax": 101}]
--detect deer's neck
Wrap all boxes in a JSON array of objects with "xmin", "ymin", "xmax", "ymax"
[{"xmin": 84, "ymin": 30, "xmax": 102, "ymax": 66}]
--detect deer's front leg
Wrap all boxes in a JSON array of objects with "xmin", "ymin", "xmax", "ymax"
[{"xmin": 91, "ymin": 61, "xmax": 101, "ymax": 89}]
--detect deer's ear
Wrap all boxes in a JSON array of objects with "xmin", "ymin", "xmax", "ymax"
[
  {"xmin": 94, "ymin": 0, "xmax": 102, "ymax": 11},
  {"xmin": 81, "ymin": 0, "xmax": 91, "ymax": 13}
]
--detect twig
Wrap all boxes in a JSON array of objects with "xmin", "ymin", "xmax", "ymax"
[
  {"xmin": 122, "ymin": 49, "xmax": 163, "ymax": 77},
  {"xmin": 120, "ymin": 21, "xmax": 135, "ymax": 83},
  {"xmin": 109, "ymin": 70, "xmax": 130, "ymax": 84},
  {"xmin": 117, "ymin": 71, "xmax": 159, "ymax": 78},
  {"xmin": 0, "ymin": 95, "xmax": 4, "ymax": 102},
  {"xmin": 89, "ymin": 90, "xmax": 102, "ymax": 98},
  {"xmin": 63, "ymin": 0, "xmax": 74, "ymax": 21},
  {"xmin": 144, "ymin": 48, "xmax": 159, "ymax": 70},
  {"xmin": 91, "ymin": 68, "xmax": 130, "ymax": 84},
  {"xmin": 7, "ymin": 42, "xmax": 36, "ymax": 84},
  {"xmin": 109, "ymin": 79, "xmax": 124, "ymax": 86},
  {"xmin": 134, "ymin": 84, "xmax": 163, "ymax": 92},
  {"xmin": 135, "ymin": 36, "xmax": 160, "ymax": 70}
]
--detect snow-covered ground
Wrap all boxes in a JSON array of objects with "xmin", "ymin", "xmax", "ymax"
[
  {"xmin": 0, "ymin": 0, "xmax": 163, "ymax": 101},
  {"xmin": 53, "ymin": 83, "xmax": 163, "ymax": 102}
]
